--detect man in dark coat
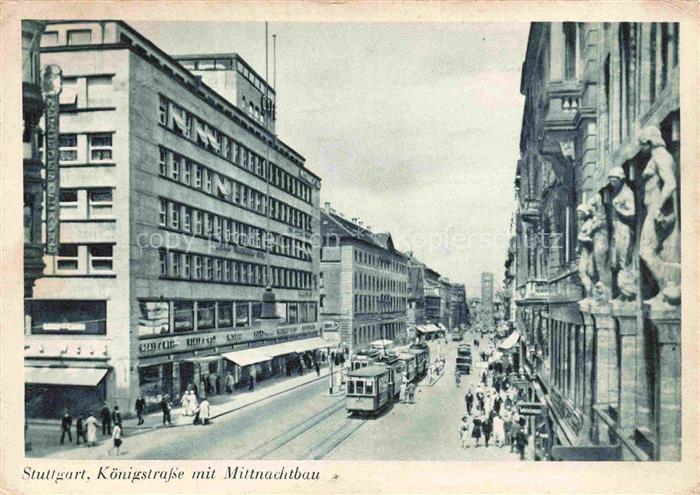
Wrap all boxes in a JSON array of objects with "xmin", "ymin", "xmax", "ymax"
[
  {"xmin": 111, "ymin": 405, "xmax": 122, "ymax": 428},
  {"xmin": 135, "ymin": 396, "xmax": 146, "ymax": 425},
  {"xmin": 494, "ymin": 395, "xmax": 503, "ymax": 415},
  {"xmin": 75, "ymin": 414, "xmax": 87, "ymax": 445},
  {"xmin": 160, "ymin": 395, "xmax": 172, "ymax": 425},
  {"xmin": 60, "ymin": 410, "xmax": 73, "ymax": 445},
  {"xmin": 100, "ymin": 403, "xmax": 112, "ymax": 435},
  {"xmin": 465, "ymin": 390, "xmax": 474, "ymax": 415},
  {"xmin": 516, "ymin": 427, "xmax": 528, "ymax": 460},
  {"xmin": 314, "ymin": 359, "xmax": 320, "ymax": 377}
]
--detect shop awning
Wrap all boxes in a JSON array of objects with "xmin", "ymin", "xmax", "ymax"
[
  {"xmin": 415, "ymin": 325, "xmax": 430, "ymax": 334},
  {"xmin": 498, "ymin": 331, "xmax": 521, "ymax": 350},
  {"xmin": 221, "ymin": 348, "xmax": 272, "ymax": 367},
  {"xmin": 259, "ymin": 342, "xmax": 297, "ymax": 357},
  {"xmin": 25, "ymin": 366, "xmax": 109, "ymax": 387},
  {"xmin": 284, "ymin": 337, "xmax": 334, "ymax": 353}
]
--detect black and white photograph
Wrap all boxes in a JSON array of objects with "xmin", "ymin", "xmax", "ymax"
[{"xmin": 2, "ymin": 2, "xmax": 699, "ymax": 493}]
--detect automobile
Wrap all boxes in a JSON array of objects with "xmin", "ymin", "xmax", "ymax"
[{"xmin": 455, "ymin": 344, "xmax": 472, "ymax": 375}]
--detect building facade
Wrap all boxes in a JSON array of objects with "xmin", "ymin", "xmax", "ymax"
[
  {"xmin": 25, "ymin": 21, "xmax": 323, "ymax": 418},
  {"xmin": 319, "ymin": 205, "xmax": 408, "ymax": 352},
  {"xmin": 23, "ymin": 20, "xmax": 47, "ymax": 298},
  {"xmin": 450, "ymin": 283, "xmax": 469, "ymax": 328},
  {"xmin": 480, "ymin": 272, "xmax": 494, "ymax": 315},
  {"xmin": 510, "ymin": 22, "xmax": 680, "ymax": 461}
]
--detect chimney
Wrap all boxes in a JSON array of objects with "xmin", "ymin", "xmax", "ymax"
[
  {"xmin": 324, "ymin": 201, "xmax": 331, "ymax": 214},
  {"xmin": 358, "ymin": 220, "xmax": 364, "ymax": 227},
  {"xmin": 351, "ymin": 217, "xmax": 357, "ymax": 223}
]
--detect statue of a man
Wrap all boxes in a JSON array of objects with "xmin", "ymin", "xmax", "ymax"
[
  {"xmin": 589, "ymin": 194, "xmax": 611, "ymax": 304},
  {"xmin": 608, "ymin": 167, "xmax": 636, "ymax": 300},
  {"xmin": 576, "ymin": 202, "xmax": 595, "ymax": 303},
  {"xmin": 638, "ymin": 126, "xmax": 680, "ymax": 308}
]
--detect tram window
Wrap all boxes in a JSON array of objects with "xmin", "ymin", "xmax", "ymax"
[
  {"xmin": 356, "ymin": 381, "xmax": 365, "ymax": 395},
  {"xmin": 365, "ymin": 381, "xmax": 374, "ymax": 395},
  {"xmin": 347, "ymin": 380, "xmax": 355, "ymax": 394}
]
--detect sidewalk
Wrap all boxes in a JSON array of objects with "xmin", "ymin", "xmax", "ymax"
[{"xmin": 26, "ymin": 365, "xmax": 336, "ymax": 458}]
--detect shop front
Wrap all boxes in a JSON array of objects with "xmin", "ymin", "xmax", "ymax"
[{"xmin": 25, "ymin": 366, "xmax": 110, "ymax": 418}]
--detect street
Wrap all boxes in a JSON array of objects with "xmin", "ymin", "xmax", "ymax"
[{"xmin": 39, "ymin": 333, "xmax": 521, "ymax": 461}]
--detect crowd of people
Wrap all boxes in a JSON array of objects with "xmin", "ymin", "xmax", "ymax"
[
  {"xmin": 57, "ymin": 402, "xmax": 126, "ymax": 455},
  {"xmin": 457, "ymin": 333, "xmax": 530, "ymax": 460}
]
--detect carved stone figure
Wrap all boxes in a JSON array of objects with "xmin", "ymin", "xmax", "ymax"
[
  {"xmin": 608, "ymin": 167, "xmax": 637, "ymax": 301},
  {"xmin": 41, "ymin": 64, "xmax": 63, "ymax": 97},
  {"xmin": 589, "ymin": 194, "xmax": 612, "ymax": 305},
  {"xmin": 576, "ymin": 202, "xmax": 595, "ymax": 305},
  {"xmin": 638, "ymin": 126, "xmax": 681, "ymax": 308}
]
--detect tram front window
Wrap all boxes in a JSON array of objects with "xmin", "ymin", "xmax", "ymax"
[
  {"xmin": 347, "ymin": 380, "xmax": 355, "ymax": 394},
  {"xmin": 356, "ymin": 381, "xmax": 365, "ymax": 395},
  {"xmin": 365, "ymin": 381, "xmax": 374, "ymax": 395}
]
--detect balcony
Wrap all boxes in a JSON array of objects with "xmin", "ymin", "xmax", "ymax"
[
  {"xmin": 515, "ymin": 278, "xmax": 549, "ymax": 303},
  {"xmin": 520, "ymin": 197, "xmax": 540, "ymax": 223},
  {"xmin": 537, "ymin": 80, "xmax": 585, "ymax": 158}
]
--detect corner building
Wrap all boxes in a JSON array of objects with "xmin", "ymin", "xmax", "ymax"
[
  {"xmin": 319, "ymin": 205, "xmax": 408, "ymax": 352},
  {"xmin": 25, "ymin": 21, "xmax": 322, "ymax": 417}
]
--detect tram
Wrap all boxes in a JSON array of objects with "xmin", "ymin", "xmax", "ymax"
[
  {"xmin": 406, "ymin": 343, "xmax": 430, "ymax": 379},
  {"xmin": 346, "ymin": 365, "xmax": 392, "ymax": 416},
  {"xmin": 396, "ymin": 352, "xmax": 417, "ymax": 382}
]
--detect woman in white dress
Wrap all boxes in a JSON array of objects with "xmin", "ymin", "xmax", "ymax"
[
  {"xmin": 399, "ymin": 373, "xmax": 408, "ymax": 403},
  {"xmin": 187, "ymin": 390, "xmax": 198, "ymax": 416},
  {"xmin": 180, "ymin": 391, "xmax": 191, "ymax": 416},
  {"xmin": 85, "ymin": 413, "xmax": 98, "ymax": 447},
  {"xmin": 493, "ymin": 414, "xmax": 506, "ymax": 447}
]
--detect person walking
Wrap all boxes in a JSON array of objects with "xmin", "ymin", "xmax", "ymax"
[
  {"xmin": 85, "ymin": 413, "xmax": 98, "ymax": 447},
  {"xmin": 76, "ymin": 414, "xmax": 87, "ymax": 445},
  {"xmin": 494, "ymin": 394, "xmax": 503, "ymax": 415},
  {"xmin": 100, "ymin": 403, "xmax": 112, "ymax": 435},
  {"xmin": 135, "ymin": 395, "xmax": 146, "ymax": 425},
  {"xmin": 516, "ymin": 426, "xmax": 528, "ymax": 460},
  {"xmin": 111, "ymin": 405, "xmax": 122, "ymax": 428},
  {"xmin": 399, "ymin": 373, "xmax": 408, "ymax": 403},
  {"xmin": 198, "ymin": 397, "xmax": 211, "ymax": 425},
  {"xmin": 225, "ymin": 372, "xmax": 235, "ymax": 393},
  {"xmin": 314, "ymin": 359, "xmax": 320, "ymax": 377},
  {"xmin": 108, "ymin": 423, "xmax": 123, "ymax": 456},
  {"xmin": 407, "ymin": 382, "xmax": 416, "ymax": 404},
  {"xmin": 471, "ymin": 416, "xmax": 482, "ymax": 447},
  {"xmin": 59, "ymin": 410, "xmax": 73, "ymax": 445},
  {"xmin": 465, "ymin": 389, "xmax": 474, "ymax": 415},
  {"xmin": 180, "ymin": 390, "xmax": 192, "ymax": 416},
  {"xmin": 476, "ymin": 389, "xmax": 485, "ymax": 414},
  {"xmin": 455, "ymin": 371, "xmax": 461, "ymax": 387},
  {"xmin": 482, "ymin": 414, "xmax": 492, "ymax": 448},
  {"xmin": 248, "ymin": 374, "xmax": 255, "ymax": 391},
  {"xmin": 460, "ymin": 416, "xmax": 471, "ymax": 449},
  {"xmin": 493, "ymin": 414, "xmax": 505, "ymax": 447},
  {"xmin": 160, "ymin": 394, "xmax": 172, "ymax": 426},
  {"xmin": 188, "ymin": 390, "xmax": 198, "ymax": 416},
  {"xmin": 510, "ymin": 416, "xmax": 521, "ymax": 453}
]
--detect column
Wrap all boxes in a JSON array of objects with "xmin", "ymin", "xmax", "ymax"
[
  {"xmin": 650, "ymin": 310, "xmax": 681, "ymax": 461},
  {"xmin": 591, "ymin": 309, "xmax": 615, "ymax": 443},
  {"xmin": 614, "ymin": 310, "xmax": 636, "ymax": 437},
  {"xmin": 581, "ymin": 313, "xmax": 597, "ymax": 443},
  {"xmin": 550, "ymin": 22, "xmax": 565, "ymax": 81}
]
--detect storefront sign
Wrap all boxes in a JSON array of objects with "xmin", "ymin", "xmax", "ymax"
[
  {"xmin": 138, "ymin": 323, "xmax": 319, "ymax": 357},
  {"xmin": 298, "ymin": 290, "xmax": 313, "ymax": 298},
  {"xmin": 298, "ymin": 169, "xmax": 320, "ymax": 189},
  {"xmin": 233, "ymin": 245, "xmax": 266, "ymax": 258},
  {"xmin": 42, "ymin": 65, "xmax": 62, "ymax": 255},
  {"xmin": 517, "ymin": 401, "xmax": 545, "ymax": 416}
]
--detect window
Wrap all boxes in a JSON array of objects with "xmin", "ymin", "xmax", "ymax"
[
  {"xmin": 67, "ymin": 29, "xmax": 92, "ymax": 45},
  {"xmin": 194, "ymin": 255, "xmax": 202, "ymax": 279},
  {"xmin": 89, "ymin": 134, "xmax": 113, "ymax": 161},
  {"xmin": 193, "ymin": 210, "xmax": 203, "ymax": 235},
  {"xmin": 194, "ymin": 165, "xmax": 202, "ymax": 188},
  {"xmin": 41, "ymin": 31, "xmax": 59, "ymax": 47},
  {"xmin": 159, "ymin": 148, "xmax": 167, "ymax": 175},
  {"xmin": 170, "ymin": 251, "xmax": 180, "ymax": 277},
  {"xmin": 159, "ymin": 199, "xmax": 167, "ymax": 226},
  {"xmin": 213, "ymin": 259, "xmax": 222, "ymax": 280},
  {"xmin": 563, "ymin": 22, "xmax": 577, "ymax": 80},
  {"xmin": 170, "ymin": 203, "xmax": 180, "ymax": 229},
  {"xmin": 203, "ymin": 168, "xmax": 212, "ymax": 193},
  {"xmin": 87, "ymin": 76, "xmax": 112, "ymax": 107},
  {"xmin": 138, "ymin": 301, "xmax": 170, "ymax": 337},
  {"xmin": 218, "ymin": 302, "xmax": 233, "ymax": 327},
  {"xmin": 182, "ymin": 207, "xmax": 191, "ymax": 232},
  {"xmin": 89, "ymin": 244, "xmax": 113, "ymax": 271},
  {"xmin": 159, "ymin": 96, "xmax": 168, "ymax": 125},
  {"xmin": 197, "ymin": 301, "xmax": 216, "ymax": 330},
  {"xmin": 30, "ymin": 300, "xmax": 107, "ymax": 335},
  {"xmin": 88, "ymin": 189, "xmax": 113, "ymax": 217},
  {"xmin": 59, "ymin": 189, "xmax": 78, "ymax": 211},
  {"xmin": 56, "ymin": 244, "xmax": 79, "ymax": 271},
  {"xmin": 204, "ymin": 257, "xmax": 212, "ymax": 280},
  {"xmin": 170, "ymin": 154, "xmax": 180, "ymax": 180},
  {"xmin": 173, "ymin": 301, "xmax": 194, "ymax": 333},
  {"xmin": 235, "ymin": 302, "xmax": 249, "ymax": 327},
  {"xmin": 59, "ymin": 134, "xmax": 78, "ymax": 162},
  {"xmin": 59, "ymin": 78, "xmax": 78, "ymax": 107},
  {"xmin": 183, "ymin": 160, "xmax": 192, "ymax": 185},
  {"xmin": 160, "ymin": 249, "xmax": 167, "ymax": 275}
]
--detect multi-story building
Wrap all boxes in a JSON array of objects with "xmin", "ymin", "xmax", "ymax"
[
  {"xmin": 25, "ymin": 21, "xmax": 323, "ymax": 418},
  {"xmin": 404, "ymin": 252, "xmax": 425, "ymax": 342},
  {"xmin": 319, "ymin": 204, "xmax": 408, "ymax": 352},
  {"xmin": 450, "ymin": 283, "xmax": 469, "ymax": 328},
  {"xmin": 510, "ymin": 22, "xmax": 680, "ymax": 461},
  {"xmin": 22, "ymin": 20, "xmax": 47, "ymax": 298},
  {"xmin": 439, "ymin": 277, "xmax": 452, "ymax": 329}
]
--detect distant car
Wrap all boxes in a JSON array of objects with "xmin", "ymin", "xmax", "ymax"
[{"xmin": 455, "ymin": 344, "xmax": 472, "ymax": 374}]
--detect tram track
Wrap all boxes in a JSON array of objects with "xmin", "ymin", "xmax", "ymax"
[{"xmin": 239, "ymin": 398, "xmax": 347, "ymax": 460}]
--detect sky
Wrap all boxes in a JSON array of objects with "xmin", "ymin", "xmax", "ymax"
[{"xmin": 132, "ymin": 21, "xmax": 529, "ymax": 297}]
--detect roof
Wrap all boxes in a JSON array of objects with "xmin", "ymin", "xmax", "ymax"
[
  {"xmin": 320, "ymin": 210, "xmax": 404, "ymax": 257},
  {"xmin": 348, "ymin": 365, "xmax": 389, "ymax": 378}
]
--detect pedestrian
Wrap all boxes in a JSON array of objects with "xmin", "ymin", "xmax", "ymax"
[
  {"xmin": 516, "ymin": 427, "xmax": 528, "ymax": 460},
  {"xmin": 160, "ymin": 394, "xmax": 172, "ymax": 426},
  {"xmin": 188, "ymin": 390, "xmax": 198, "ymax": 416},
  {"xmin": 471, "ymin": 416, "xmax": 482, "ymax": 447},
  {"xmin": 399, "ymin": 373, "xmax": 408, "ymax": 403},
  {"xmin": 407, "ymin": 382, "xmax": 416, "ymax": 404},
  {"xmin": 76, "ymin": 414, "xmax": 87, "ymax": 445},
  {"xmin": 314, "ymin": 360, "xmax": 320, "ymax": 377},
  {"xmin": 494, "ymin": 395, "xmax": 503, "ymax": 415},
  {"xmin": 510, "ymin": 417, "xmax": 521, "ymax": 452},
  {"xmin": 482, "ymin": 415, "xmax": 492, "ymax": 447},
  {"xmin": 208, "ymin": 373, "xmax": 217, "ymax": 396},
  {"xmin": 476, "ymin": 390, "xmax": 485, "ymax": 413},
  {"xmin": 297, "ymin": 358, "xmax": 304, "ymax": 376},
  {"xmin": 59, "ymin": 409, "xmax": 73, "ymax": 445},
  {"xmin": 225, "ymin": 372, "xmax": 234, "ymax": 393},
  {"xmin": 85, "ymin": 413, "xmax": 98, "ymax": 447},
  {"xmin": 465, "ymin": 389, "xmax": 474, "ymax": 415},
  {"xmin": 493, "ymin": 414, "xmax": 505, "ymax": 447},
  {"xmin": 135, "ymin": 395, "xmax": 146, "ymax": 425},
  {"xmin": 108, "ymin": 423, "xmax": 123, "ymax": 456},
  {"xmin": 111, "ymin": 405, "xmax": 122, "ymax": 428},
  {"xmin": 460, "ymin": 416, "xmax": 471, "ymax": 449},
  {"xmin": 100, "ymin": 403, "xmax": 112, "ymax": 435},
  {"xmin": 197, "ymin": 397, "xmax": 211, "ymax": 425},
  {"xmin": 248, "ymin": 374, "xmax": 255, "ymax": 391},
  {"xmin": 455, "ymin": 371, "xmax": 461, "ymax": 386}
]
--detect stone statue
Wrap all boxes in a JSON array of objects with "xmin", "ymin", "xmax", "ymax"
[
  {"xmin": 589, "ymin": 194, "xmax": 612, "ymax": 305},
  {"xmin": 576, "ymin": 202, "xmax": 595, "ymax": 306},
  {"xmin": 608, "ymin": 167, "xmax": 637, "ymax": 301},
  {"xmin": 638, "ymin": 126, "xmax": 680, "ymax": 309}
]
